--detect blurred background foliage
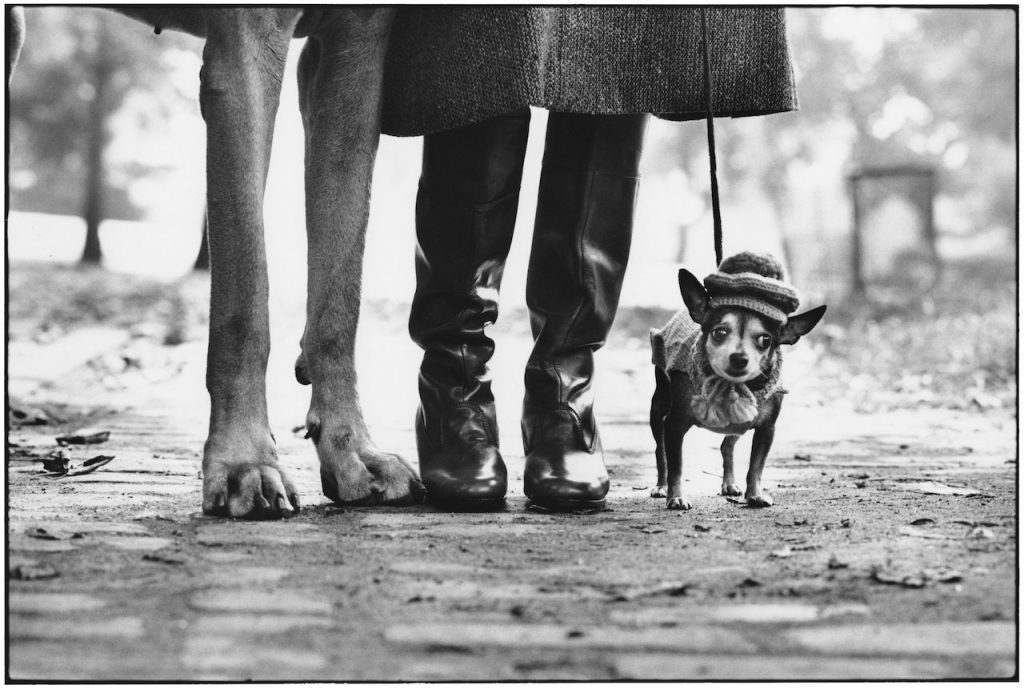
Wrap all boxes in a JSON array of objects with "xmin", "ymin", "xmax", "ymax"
[
  {"xmin": 645, "ymin": 7, "xmax": 1015, "ymax": 297},
  {"xmin": 8, "ymin": 7, "xmax": 202, "ymax": 261}
]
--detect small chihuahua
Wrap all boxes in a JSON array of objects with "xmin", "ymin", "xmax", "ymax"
[{"xmin": 649, "ymin": 253, "xmax": 826, "ymax": 510}]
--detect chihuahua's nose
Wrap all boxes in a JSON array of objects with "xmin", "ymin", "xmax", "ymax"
[{"xmin": 729, "ymin": 353, "xmax": 748, "ymax": 369}]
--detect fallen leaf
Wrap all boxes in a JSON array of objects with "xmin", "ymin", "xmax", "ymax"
[
  {"xmin": 45, "ymin": 455, "xmax": 115, "ymax": 478},
  {"xmin": 639, "ymin": 527, "xmax": 666, "ymax": 535},
  {"xmin": 979, "ymin": 611, "xmax": 1008, "ymax": 621},
  {"xmin": 871, "ymin": 568, "xmax": 926, "ymax": 589},
  {"xmin": 40, "ymin": 451, "xmax": 70, "ymax": 474},
  {"xmin": 405, "ymin": 594, "xmax": 436, "ymax": 604},
  {"xmin": 793, "ymin": 453, "xmax": 812, "ymax": 462},
  {"xmin": 827, "ymin": 554, "xmax": 849, "ymax": 569},
  {"xmin": 610, "ymin": 581, "xmax": 691, "ymax": 602},
  {"xmin": 142, "ymin": 553, "xmax": 186, "ymax": 566},
  {"xmin": 924, "ymin": 569, "xmax": 964, "ymax": 584},
  {"xmin": 904, "ymin": 481, "xmax": 987, "ymax": 497},
  {"xmin": 9, "ymin": 564, "xmax": 60, "ymax": 581},
  {"xmin": 909, "ymin": 517, "xmax": 936, "ymax": 525},
  {"xmin": 738, "ymin": 577, "xmax": 762, "ymax": 588},
  {"xmin": 26, "ymin": 528, "xmax": 61, "ymax": 541},
  {"xmin": 693, "ymin": 524, "xmax": 712, "ymax": 533},
  {"xmin": 770, "ymin": 546, "xmax": 794, "ymax": 559},
  {"xmin": 9, "ymin": 406, "xmax": 54, "ymax": 426},
  {"xmin": 970, "ymin": 392, "xmax": 1001, "ymax": 409},
  {"xmin": 56, "ymin": 428, "xmax": 111, "ymax": 446}
]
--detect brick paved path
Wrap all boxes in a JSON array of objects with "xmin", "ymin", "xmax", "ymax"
[{"xmin": 7, "ymin": 313, "xmax": 1017, "ymax": 681}]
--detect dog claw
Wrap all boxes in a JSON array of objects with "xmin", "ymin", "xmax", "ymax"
[
  {"xmin": 304, "ymin": 421, "xmax": 321, "ymax": 443},
  {"xmin": 721, "ymin": 483, "xmax": 743, "ymax": 497},
  {"xmin": 275, "ymin": 495, "xmax": 294, "ymax": 516},
  {"xmin": 746, "ymin": 493, "xmax": 774, "ymax": 508},
  {"xmin": 667, "ymin": 497, "xmax": 693, "ymax": 510}
]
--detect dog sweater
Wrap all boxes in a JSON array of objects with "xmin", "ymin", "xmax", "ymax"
[{"xmin": 651, "ymin": 310, "xmax": 784, "ymax": 433}]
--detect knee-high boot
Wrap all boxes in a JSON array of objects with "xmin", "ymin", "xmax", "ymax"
[
  {"xmin": 410, "ymin": 109, "xmax": 531, "ymax": 507},
  {"xmin": 522, "ymin": 112, "xmax": 649, "ymax": 510}
]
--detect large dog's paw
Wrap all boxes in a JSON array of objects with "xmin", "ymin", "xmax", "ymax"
[
  {"xmin": 320, "ymin": 450, "xmax": 425, "ymax": 506},
  {"xmin": 309, "ymin": 415, "xmax": 425, "ymax": 507},
  {"xmin": 721, "ymin": 482, "xmax": 743, "ymax": 497},
  {"xmin": 650, "ymin": 485, "xmax": 667, "ymax": 498},
  {"xmin": 202, "ymin": 459, "xmax": 300, "ymax": 519},
  {"xmin": 667, "ymin": 496, "xmax": 693, "ymax": 510},
  {"xmin": 745, "ymin": 491, "xmax": 774, "ymax": 508}
]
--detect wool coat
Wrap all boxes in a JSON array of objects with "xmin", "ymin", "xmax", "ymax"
[{"xmin": 381, "ymin": 7, "xmax": 798, "ymax": 137}]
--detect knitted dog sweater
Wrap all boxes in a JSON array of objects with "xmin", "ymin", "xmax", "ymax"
[{"xmin": 651, "ymin": 310, "xmax": 784, "ymax": 433}]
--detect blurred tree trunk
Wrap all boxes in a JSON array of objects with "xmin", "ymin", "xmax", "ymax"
[
  {"xmin": 194, "ymin": 210, "xmax": 209, "ymax": 270},
  {"xmin": 80, "ymin": 20, "xmax": 112, "ymax": 265}
]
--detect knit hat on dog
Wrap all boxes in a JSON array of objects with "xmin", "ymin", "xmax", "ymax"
[{"xmin": 704, "ymin": 252, "xmax": 800, "ymax": 324}]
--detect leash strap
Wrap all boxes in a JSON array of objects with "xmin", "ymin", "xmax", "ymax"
[{"xmin": 700, "ymin": 8, "xmax": 723, "ymax": 267}]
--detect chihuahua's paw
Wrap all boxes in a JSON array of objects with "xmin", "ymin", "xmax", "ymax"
[
  {"xmin": 651, "ymin": 485, "xmax": 667, "ymax": 498},
  {"xmin": 745, "ymin": 492, "xmax": 774, "ymax": 508},
  {"xmin": 721, "ymin": 482, "xmax": 743, "ymax": 497},
  {"xmin": 667, "ymin": 497, "xmax": 693, "ymax": 510}
]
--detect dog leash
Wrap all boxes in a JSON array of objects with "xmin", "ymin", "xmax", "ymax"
[{"xmin": 700, "ymin": 8, "xmax": 724, "ymax": 267}]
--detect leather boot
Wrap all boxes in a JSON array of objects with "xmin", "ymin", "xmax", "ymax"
[
  {"xmin": 522, "ymin": 112, "xmax": 649, "ymax": 510},
  {"xmin": 410, "ymin": 109, "xmax": 531, "ymax": 507}
]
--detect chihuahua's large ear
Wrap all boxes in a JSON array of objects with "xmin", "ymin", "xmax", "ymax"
[
  {"xmin": 780, "ymin": 305, "xmax": 827, "ymax": 345},
  {"xmin": 678, "ymin": 269, "xmax": 708, "ymax": 323}
]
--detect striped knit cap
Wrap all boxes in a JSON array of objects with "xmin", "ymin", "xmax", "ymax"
[{"xmin": 703, "ymin": 253, "xmax": 800, "ymax": 324}]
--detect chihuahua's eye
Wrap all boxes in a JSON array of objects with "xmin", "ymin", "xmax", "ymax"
[
  {"xmin": 711, "ymin": 327, "xmax": 728, "ymax": 343},
  {"xmin": 755, "ymin": 334, "xmax": 773, "ymax": 350}
]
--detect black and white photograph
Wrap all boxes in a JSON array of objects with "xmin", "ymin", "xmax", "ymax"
[{"xmin": 5, "ymin": 2, "xmax": 1017, "ymax": 681}]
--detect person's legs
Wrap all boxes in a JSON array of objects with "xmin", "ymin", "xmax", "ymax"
[
  {"xmin": 522, "ymin": 111, "xmax": 649, "ymax": 510},
  {"xmin": 410, "ymin": 108, "xmax": 531, "ymax": 507}
]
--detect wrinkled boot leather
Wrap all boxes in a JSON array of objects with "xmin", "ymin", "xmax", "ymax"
[
  {"xmin": 410, "ymin": 109, "xmax": 530, "ymax": 507},
  {"xmin": 522, "ymin": 112, "xmax": 649, "ymax": 510}
]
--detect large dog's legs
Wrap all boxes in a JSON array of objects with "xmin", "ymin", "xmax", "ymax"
[
  {"xmin": 295, "ymin": 9, "xmax": 424, "ymax": 505},
  {"xmin": 199, "ymin": 9, "xmax": 302, "ymax": 517}
]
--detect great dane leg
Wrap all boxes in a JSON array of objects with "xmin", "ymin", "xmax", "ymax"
[
  {"xmin": 296, "ymin": 9, "xmax": 424, "ymax": 505},
  {"xmin": 199, "ymin": 9, "xmax": 302, "ymax": 518}
]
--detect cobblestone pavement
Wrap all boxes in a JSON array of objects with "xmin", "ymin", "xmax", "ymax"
[{"xmin": 6, "ymin": 305, "xmax": 1018, "ymax": 681}]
